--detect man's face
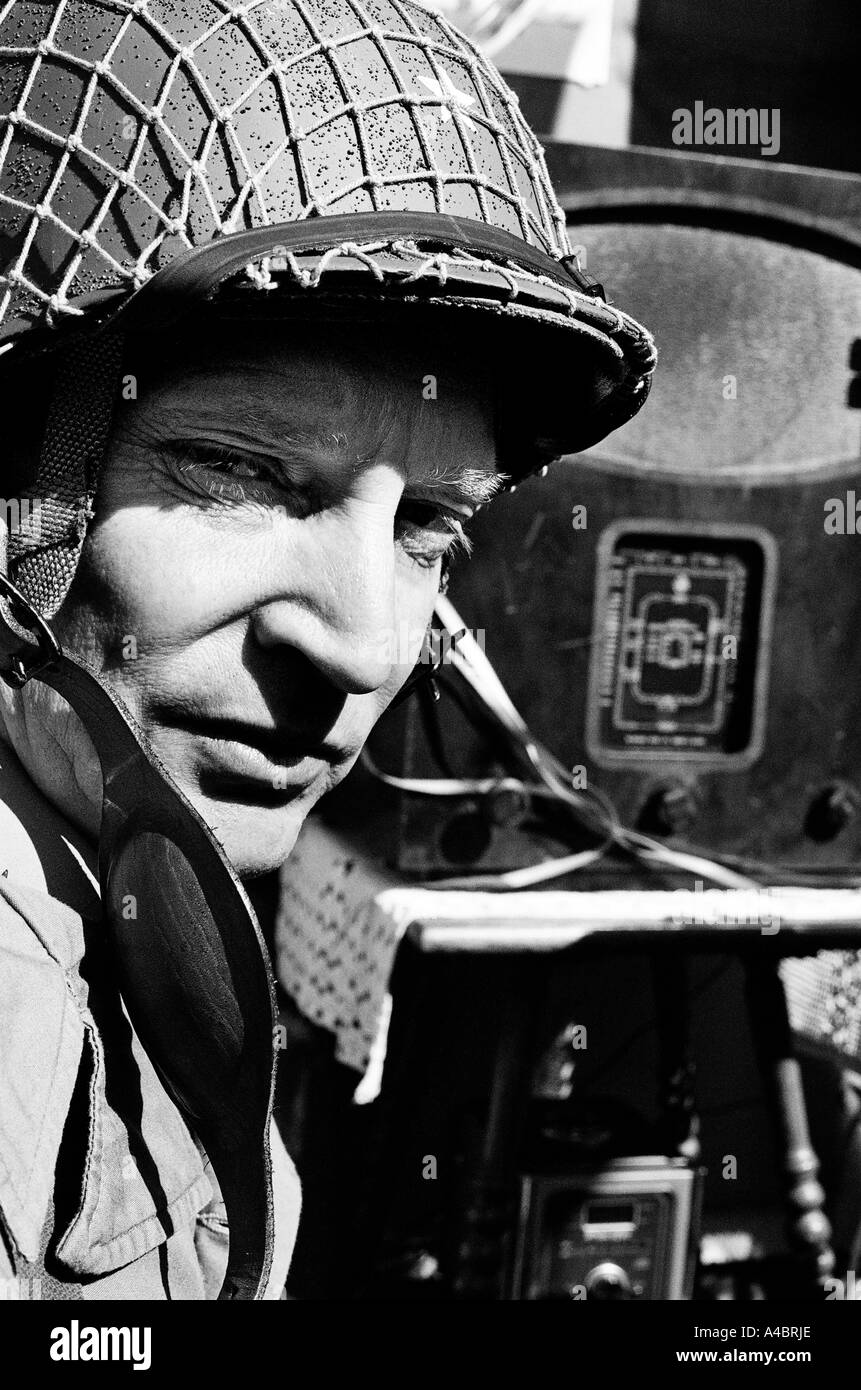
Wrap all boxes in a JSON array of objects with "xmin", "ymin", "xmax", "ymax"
[{"xmin": 8, "ymin": 323, "xmax": 500, "ymax": 876}]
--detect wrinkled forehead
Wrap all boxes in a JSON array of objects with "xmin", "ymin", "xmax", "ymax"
[{"xmin": 125, "ymin": 318, "xmax": 500, "ymax": 474}]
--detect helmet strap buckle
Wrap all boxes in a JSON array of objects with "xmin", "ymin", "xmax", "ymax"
[{"xmin": 0, "ymin": 571, "xmax": 62, "ymax": 688}]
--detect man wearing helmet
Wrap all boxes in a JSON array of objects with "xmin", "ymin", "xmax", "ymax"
[{"xmin": 0, "ymin": 0, "xmax": 654, "ymax": 1299}]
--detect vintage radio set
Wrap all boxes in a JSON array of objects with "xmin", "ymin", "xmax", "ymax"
[
  {"xmin": 511, "ymin": 1158, "xmax": 703, "ymax": 1301},
  {"xmin": 389, "ymin": 146, "xmax": 861, "ymax": 879}
]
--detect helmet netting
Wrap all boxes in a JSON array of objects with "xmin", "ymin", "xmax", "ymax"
[{"xmin": 0, "ymin": 0, "xmax": 570, "ymax": 333}]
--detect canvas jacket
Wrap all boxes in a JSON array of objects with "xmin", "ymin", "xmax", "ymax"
[{"xmin": 0, "ymin": 742, "xmax": 301, "ymax": 1300}]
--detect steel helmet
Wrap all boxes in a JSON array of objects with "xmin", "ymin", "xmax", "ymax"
[{"xmin": 0, "ymin": 0, "xmax": 656, "ymax": 614}]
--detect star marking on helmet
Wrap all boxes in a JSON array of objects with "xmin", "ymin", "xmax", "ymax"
[{"xmin": 418, "ymin": 72, "xmax": 477, "ymax": 133}]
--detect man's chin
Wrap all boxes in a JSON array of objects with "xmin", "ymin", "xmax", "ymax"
[{"xmin": 183, "ymin": 783, "xmax": 318, "ymax": 878}]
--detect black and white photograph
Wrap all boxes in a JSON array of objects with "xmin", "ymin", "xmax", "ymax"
[{"xmin": 0, "ymin": 0, "xmax": 859, "ymax": 1366}]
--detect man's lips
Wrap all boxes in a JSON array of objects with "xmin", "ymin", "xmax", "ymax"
[
  {"xmin": 158, "ymin": 712, "xmax": 347, "ymax": 781},
  {"xmin": 180, "ymin": 714, "xmax": 342, "ymax": 762}
]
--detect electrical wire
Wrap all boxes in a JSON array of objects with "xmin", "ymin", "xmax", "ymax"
[
  {"xmin": 436, "ymin": 595, "xmax": 758, "ymax": 890},
  {"xmin": 430, "ymin": 653, "xmax": 861, "ymax": 887},
  {"xmin": 361, "ymin": 751, "xmax": 567, "ymax": 802},
  {"xmin": 426, "ymin": 847, "xmax": 609, "ymax": 890},
  {"xmin": 368, "ymin": 593, "xmax": 769, "ymax": 893}
]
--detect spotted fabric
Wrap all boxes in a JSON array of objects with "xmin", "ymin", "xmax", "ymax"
[{"xmin": 0, "ymin": 0, "xmax": 572, "ymax": 332}]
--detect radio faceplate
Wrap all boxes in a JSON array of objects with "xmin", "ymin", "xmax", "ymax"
[{"xmin": 587, "ymin": 521, "xmax": 776, "ymax": 769}]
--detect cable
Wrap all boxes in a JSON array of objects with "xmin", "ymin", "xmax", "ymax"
[
  {"xmin": 432, "ymin": 658, "xmax": 860, "ymax": 887},
  {"xmin": 427, "ymin": 846, "xmax": 609, "ymax": 890},
  {"xmin": 435, "ymin": 596, "xmax": 759, "ymax": 890},
  {"xmin": 360, "ymin": 749, "xmax": 582, "ymax": 803},
  {"xmin": 370, "ymin": 593, "xmax": 770, "ymax": 893},
  {"xmin": 404, "ymin": 654, "xmax": 861, "ymax": 889},
  {"xmin": 360, "ymin": 746, "xmax": 617, "ymax": 887}
]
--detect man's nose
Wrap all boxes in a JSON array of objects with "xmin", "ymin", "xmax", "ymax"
[{"xmin": 250, "ymin": 507, "xmax": 400, "ymax": 695}]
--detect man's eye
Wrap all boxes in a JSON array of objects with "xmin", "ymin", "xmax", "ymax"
[
  {"xmin": 171, "ymin": 443, "xmax": 291, "ymax": 504},
  {"xmin": 396, "ymin": 500, "xmax": 472, "ymax": 568},
  {"xmin": 179, "ymin": 444, "xmax": 273, "ymax": 479}
]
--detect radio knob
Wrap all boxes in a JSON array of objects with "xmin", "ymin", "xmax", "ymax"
[
  {"xmin": 804, "ymin": 783, "xmax": 859, "ymax": 842},
  {"xmin": 584, "ymin": 1262, "xmax": 633, "ymax": 1300},
  {"xmin": 637, "ymin": 782, "xmax": 698, "ymax": 837}
]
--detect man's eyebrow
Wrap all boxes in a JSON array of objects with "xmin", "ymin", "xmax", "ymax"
[
  {"xmin": 263, "ymin": 419, "xmax": 507, "ymax": 508},
  {"xmin": 408, "ymin": 466, "xmax": 506, "ymax": 508},
  {"xmin": 161, "ymin": 404, "xmax": 507, "ymax": 507}
]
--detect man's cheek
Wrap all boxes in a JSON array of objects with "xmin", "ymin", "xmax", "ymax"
[{"xmin": 87, "ymin": 517, "xmax": 226, "ymax": 638}]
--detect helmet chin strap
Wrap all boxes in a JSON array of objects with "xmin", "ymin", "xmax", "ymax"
[
  {"xmin": 0, "ymin": 517, "xmax": 46, "ymax": 667},
  {"xmin": 0, "ymin": 541, "xmax": 278, "ymax": 1301}
]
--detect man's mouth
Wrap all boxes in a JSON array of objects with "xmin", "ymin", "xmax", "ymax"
[
  {"xmin": 183, "ymin": 714, "xmax": 335, "ymax": 762},
  {"xmin": 158, "ymin": 712, "xmax": 344, "ymax": 798}
]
